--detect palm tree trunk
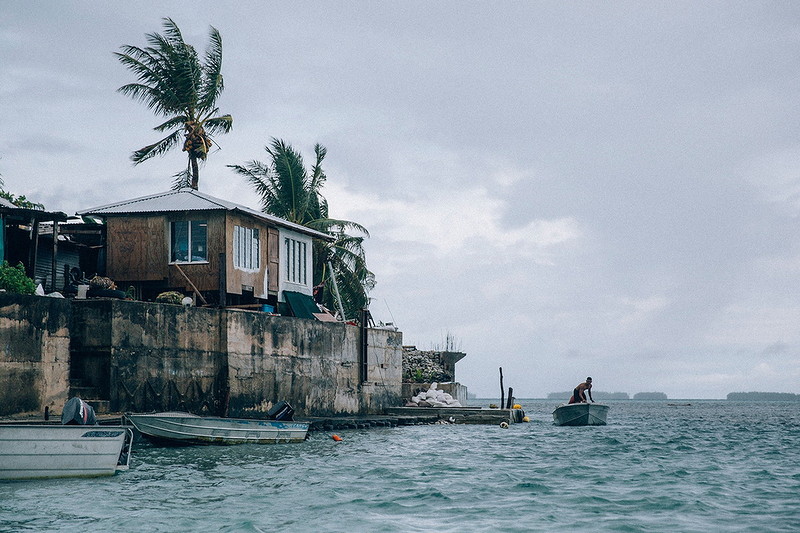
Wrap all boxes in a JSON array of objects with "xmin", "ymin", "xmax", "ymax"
[{"xmin": 190, "ymin": 155, "xmax": 200, "ymax": 189}]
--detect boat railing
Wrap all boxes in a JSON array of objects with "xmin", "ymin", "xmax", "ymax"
[{"xmin": 116, "ymin": 427, "xmax": 134, "ymax": 472}]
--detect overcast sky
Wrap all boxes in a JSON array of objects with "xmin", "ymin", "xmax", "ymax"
[{"xmin": 2, "ymin": 2, "xmax": 799, "ymax": 399}]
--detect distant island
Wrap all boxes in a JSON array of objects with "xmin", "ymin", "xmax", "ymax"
[
  {"xmin": 633, "ymin": 392, "xmax": 668, "ymax": 400},
  {"xmin": 727, "ymin": 392, "xmax": 800, "ymax": 401},
  {"xmin": 547, "ymin": 391, "xmax": 630, "ymax": 400},
  {"xmin": 546, "ymin": 391, "xmax": 669, "ymax": 400}
]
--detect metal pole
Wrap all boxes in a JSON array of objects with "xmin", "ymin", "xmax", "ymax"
[{"xmin": 327, "ymin": 260, "xmax": 346, "ymax": 320}]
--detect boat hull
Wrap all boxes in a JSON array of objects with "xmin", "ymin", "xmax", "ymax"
[
  {"xmin": 126, "ymin": 412, "xmax": 309, "ymax": 445},
  {"xmin": 552, "ymin": 403, "xmax": 610, "ymax": 426},
  {"xmin": 0, "ymin": 425, "xmax": 132, "ymax": 480}
]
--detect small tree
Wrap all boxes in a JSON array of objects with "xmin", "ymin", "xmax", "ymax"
[{"xmin": 0, "ymin": 261, "xmax": 36, "ymax": 294}]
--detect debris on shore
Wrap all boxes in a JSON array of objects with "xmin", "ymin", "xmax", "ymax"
[{"xmin": 405, "ymin": 382, "xmax": 463, "ymax": 408}]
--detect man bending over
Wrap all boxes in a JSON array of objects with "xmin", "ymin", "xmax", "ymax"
[{"xmin": 569, "ymin": 377, "xmax": 594, "ymax": 404}]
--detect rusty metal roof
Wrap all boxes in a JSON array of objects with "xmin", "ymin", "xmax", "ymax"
[{"xmin": 78, "ymin": 188, "xmax": 332, "ymax": 240}]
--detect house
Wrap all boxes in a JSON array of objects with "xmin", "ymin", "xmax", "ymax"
[{"xmin": 78, "ymin": 188, "xmax": 333, "ymax": 313}]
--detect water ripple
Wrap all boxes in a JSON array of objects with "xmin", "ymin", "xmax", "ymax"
[{"xmin": 1, "ymin": 401, "xmax": 800, "ymax": 532}]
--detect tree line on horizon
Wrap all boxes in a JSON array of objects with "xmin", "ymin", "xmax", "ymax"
[
  {"xmin": 545, "ymin": 391, "xmax": 668, "ymax": 400},
  {"xmin": 726, "ymin": 392, "xmax": 799, "ymax": 401}
]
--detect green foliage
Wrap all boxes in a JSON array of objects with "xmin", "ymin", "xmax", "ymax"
[
  {"xmin": 116, "ymin": 18, "xmax": 233, "ymax": 190},
  {"xmin": 0, "ymin": 261, "xmax": 36, "ymax": 295},
  {"xmin": 0, "ymin": 190, "xmax": 44, "ymax": 210},
  {"xmin": 155, "ymin": 291, "xmax": 185, "ymax": 305},
  {"xmin": 230, "ymin": 139, "xmax": 374, "ymax": 320}
]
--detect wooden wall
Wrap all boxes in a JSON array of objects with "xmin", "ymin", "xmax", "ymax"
[
  {"xmin": 107, "ymin": 216, "xmax": 168, "ymax": 282},
  {"xmin": 224, "ymin": 212, "xmax": 274, "ymax": 298},
  {"xmin": 105, "ymin": 211, "xmax": 282, "ymax": 299}
]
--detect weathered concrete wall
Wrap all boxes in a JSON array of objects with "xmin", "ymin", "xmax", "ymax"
[
  {"xmin": 0, "ymin": 294, "xmax": 70, "ymax": 416},
  {"xmin": 71, "ymin": 300, "xmax": 228, "ymax": 415},
  {"xmin": 215, "ymin": 308, "xmax": 403, "ymax": 417},
  {"xmin": 73, "ymin": 300, "xmax": 403, "ymax": 416},
  {"xmin": 0, "ymin": 295, "xmax": 405, "ymax": 417}
]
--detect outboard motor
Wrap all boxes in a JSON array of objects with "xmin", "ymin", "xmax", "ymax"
[
  {"xmin": 61, "ymin": 397, "xmax": 97, "ymax": 425},
  {"xmin": 267, "ymin": 401, "xmax": 295, "ymax": 421}
]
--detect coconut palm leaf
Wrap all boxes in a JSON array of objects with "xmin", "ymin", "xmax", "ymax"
[
  {"xmin": 202, "ymin": 114, "xmax": 233, "ymax": 135},
  {"xmin": 132, "ymin": 129, "xmax": 183, "ymax": 163}
]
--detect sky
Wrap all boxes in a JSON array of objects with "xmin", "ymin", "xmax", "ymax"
[{"xmin": 2, "ymin": 2, "xmax": 799, "ymax": 399}]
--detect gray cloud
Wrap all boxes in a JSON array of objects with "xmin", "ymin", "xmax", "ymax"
[{"xmin": 2, "ymin": 2, "xmax": 799, "ymax": 398}]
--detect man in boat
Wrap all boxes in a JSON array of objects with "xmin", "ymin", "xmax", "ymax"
[{"xmin": 568, "ymin": 377, "xmax": 594, "ymax": 404}]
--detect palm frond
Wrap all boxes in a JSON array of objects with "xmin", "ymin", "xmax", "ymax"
[
  {"xmin": 200, "ymin": 26, "xmax": 224, "ymax": 111},
  {"xmin": 228, "ymin": 162, "xmax": 278, "ymax": 212},
  {"xmin": 202, "ymin": 114, "xmax": 233, "ymax": 135},
  {"xmin": 265, "ymin": 139, "xmax": 311, "ymax": 224},
  {"xmin": 171, "ymin": 168, "xmax": 192, "ymax": 189},
  {"xmin": 131, "ymin": 129, "xmax": 182, "ymax": 163},
  {"xmin": 153, "ymin": 115, "xmax": 189, "ymax": 132},
  {"xmin": 308, "ymin": 217, "xmax": 370, "ymax": 237}
]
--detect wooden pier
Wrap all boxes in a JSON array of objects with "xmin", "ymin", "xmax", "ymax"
[{"xmin": 304, "ymin": 407, "xmax": 525, "ymax": 431}]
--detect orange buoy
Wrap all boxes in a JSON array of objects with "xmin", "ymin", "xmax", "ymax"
[{"xmin": 331, "ymin": 434, "xmax": 342, "ymax": 441}]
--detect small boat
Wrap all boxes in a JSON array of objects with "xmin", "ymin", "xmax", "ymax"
[
  {"xmin": 552, "ymin": 403, "xmax": 610, "ymax": 426},
  {"xmin": 0, "ymin": 425, "xmax": 133, "ymax": 480},
  {"xmin": 125, "ymin": 412, "xmax": 310, "ymax": 445}
]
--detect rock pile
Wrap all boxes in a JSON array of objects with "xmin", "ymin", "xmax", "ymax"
[
  {"xmin": 402, "ymin": 349, "xmax": 452, "ymax": 383},
  {"xmin": 406, "ymin": 382, "xmax": 462, "ymax": 408}
]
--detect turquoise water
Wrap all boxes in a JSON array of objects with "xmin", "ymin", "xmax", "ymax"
[{"xmin": 1, "ymin": 400, "xmax": 799, "ymax": 532}]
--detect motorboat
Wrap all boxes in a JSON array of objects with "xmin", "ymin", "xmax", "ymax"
[
  {"xmin": 125, "ymin": 412, "xmax": 309, "ymax": 445},
  {"xmin": 0, "ymin": 424, "xmax": 133, "ymax": 480},
  {"xmin": 552, "ymin": 402, "xmax": 610, "ymax": 426}
]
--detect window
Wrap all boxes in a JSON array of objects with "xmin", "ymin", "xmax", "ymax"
[
  {"xmin": 284, "ymin": 237, "xmax": 307, "ymax": 284},
  {"xmin": 171, "ymin": 220, "xmax": 207, "ymax": 263},
  {"xmin": 233, "ymin": 226, "xmax": 259, "ymax": 270}
]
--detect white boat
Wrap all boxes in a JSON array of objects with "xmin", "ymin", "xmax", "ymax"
[
  {"xmin": 552, "ymin": 403, "xmax": 610, "ymax": 426},
  {"xmin": 125, "ymin": 412, "xmax": 310, "ymax": 445},
  {"xmin": 0, "ymin": 425, "xmax": 133, "ymax": 480}
]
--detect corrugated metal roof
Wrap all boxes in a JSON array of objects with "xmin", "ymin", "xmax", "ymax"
[{"xmin": 78, "ymin": 188, "xmax": 332, "ymax": 240}]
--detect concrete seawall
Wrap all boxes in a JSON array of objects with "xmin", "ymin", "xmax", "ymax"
[{"xmin": 0, "ymin": 294, "xmax": 403, "ymax": 418}]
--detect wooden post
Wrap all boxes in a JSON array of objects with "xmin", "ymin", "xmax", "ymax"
[
  {"xmin": 499, "ymin": 367, "xmax": 504, "ymax": 409},
  {"xmin": 218, "ymin": 252, "xmax": 226, "ymax": 307},
  {"xmin": 51, "ymin": 220, "xmax": 58, "ymax": 293},
  {"xmin": 506, "ymin": 387, "xmax": 514, "ymax": 409},
  {"xmin": 172, "ymin": 263, "xmax": 208, "ymax": 305}
]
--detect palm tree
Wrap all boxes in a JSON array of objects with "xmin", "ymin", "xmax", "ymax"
[
  {"xmin": 116, "ymin": 18, "xmax": 232, "ymax": 189},
  {"xmin": 229, "ymin": 139, "xmax": 375, "ymax": 319}
]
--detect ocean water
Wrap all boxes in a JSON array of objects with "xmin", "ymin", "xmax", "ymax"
[{"xmin": 1, "ymin": 400, "xmax": 799, "ymax": 532}]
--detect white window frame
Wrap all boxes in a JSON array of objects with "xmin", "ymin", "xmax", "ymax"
[
  {"xmin": 284, "ymin": 236, "xmax": 307, "ymax": 285},
  {"xmin": 233, "ymin": 225, "xmax": 260, "ymax": 271},
  {"xmin": 278, "ymin": 229, "xmax": 314, "ymax": 299}
]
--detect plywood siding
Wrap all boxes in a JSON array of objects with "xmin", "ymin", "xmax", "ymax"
[
  {"xmin": 107, "ymin": 216, "xmax": 168, "ymax": 281},
  {"xmin": 225, "ymin": 212, "xmax": 270, "ymax": 298}
]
